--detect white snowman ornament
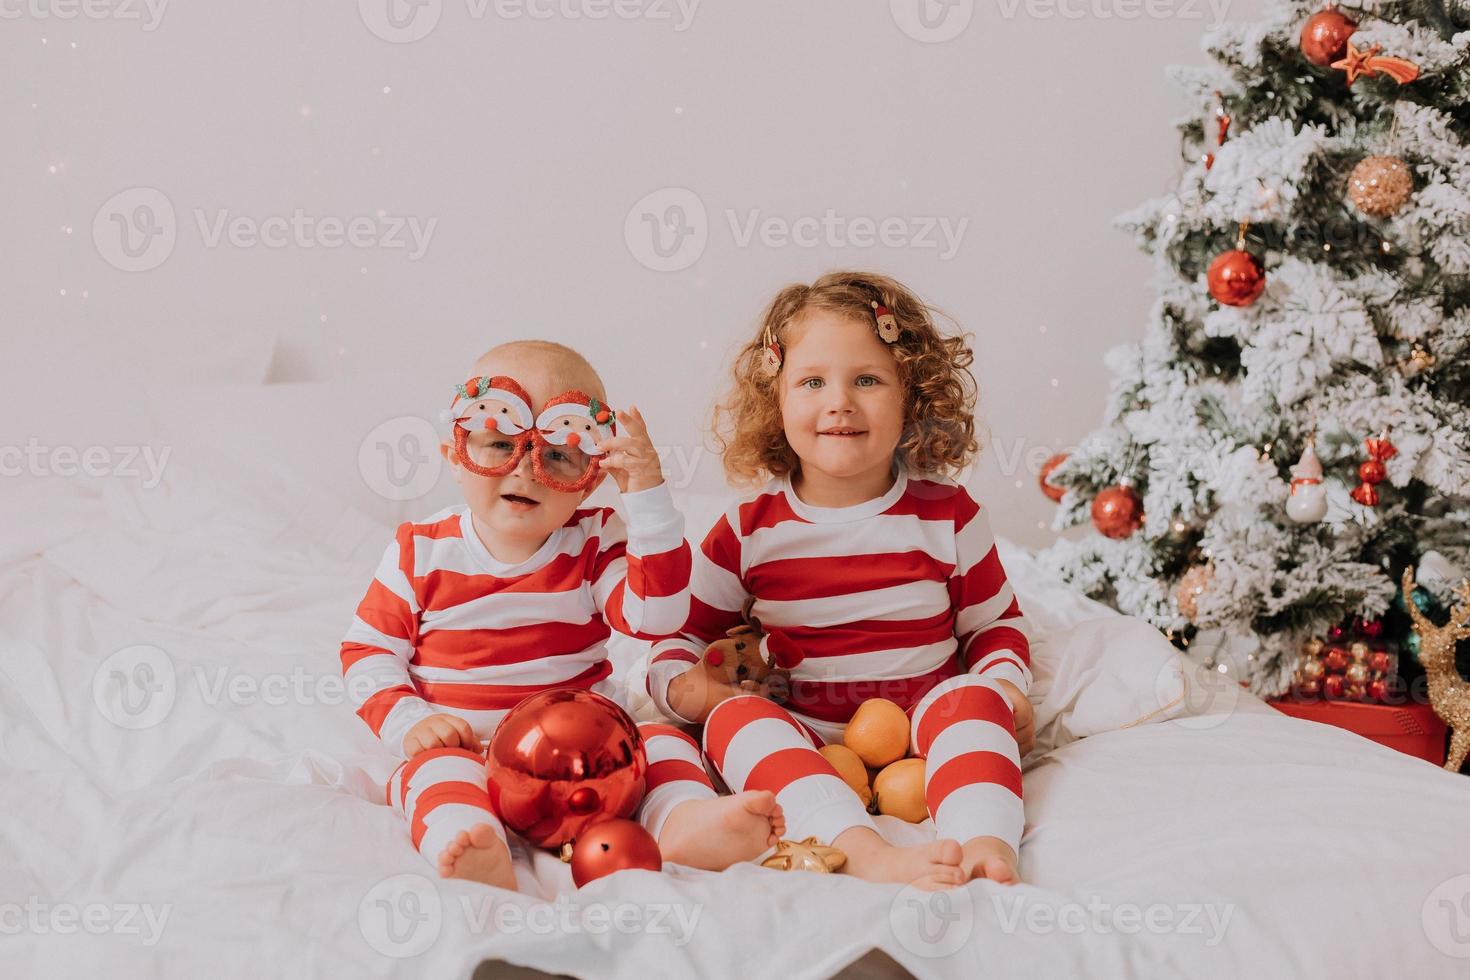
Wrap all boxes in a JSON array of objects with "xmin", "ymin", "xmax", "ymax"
[{"xmin": 1286, "ymin": 438, "xmax": 1329, "ymax": 524}]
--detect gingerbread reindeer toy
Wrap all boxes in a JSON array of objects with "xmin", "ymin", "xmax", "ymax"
[{"xmin": 701, "ymin": 597, "xmax": 804, "ymax": 688}]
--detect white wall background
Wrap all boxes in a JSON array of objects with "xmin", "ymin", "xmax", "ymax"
[{"xmin": 3, "ymin": 0, "xmax": 1262, "ymax": 545}]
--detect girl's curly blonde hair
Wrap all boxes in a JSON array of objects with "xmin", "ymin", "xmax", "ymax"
[{"xmin": 713, "ymin": 271, "xmax": 980, "ymax": 487}]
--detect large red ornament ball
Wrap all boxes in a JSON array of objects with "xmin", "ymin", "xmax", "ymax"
[
  {"xmin": 1323, "ymin": 646, "xmax": 1349, "ymax": 672},
  {"xmin": 569, "ymin": 818, "xmax": 663, "ymax": 887},
  {"xmin": 1300, "ymin": 7, "xmax": 1357, "ymax": 66},
  {"xmin": 1091, "ymin": 485, "xmax": 1143, "ymax": 539},
  {"xmin": 1039, "ymin": 452, "xmax": 1069, "ymax": 502},
  {"xmin": 1207, "ymin": 250, "xmax": 1266, "ymax": 307},
  {"xmin": 485, "ymin": 690, "xmax": 647, "ymax": 850}
]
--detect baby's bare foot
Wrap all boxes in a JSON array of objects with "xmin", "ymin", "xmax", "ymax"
[
  {"xmin": 437, "ymin": 824, "xmax": 518, "ymax": 891},
  {"xmin": 658, "ymin": 791, "xmax": 785, "ymax": 871},
  {"xmin": 835, "ymin": 827, "xmax": 965, "ymax": 891},
  {"xmin": 961, "ymin": 836, "xmax": 1019, "ymax": 885}
]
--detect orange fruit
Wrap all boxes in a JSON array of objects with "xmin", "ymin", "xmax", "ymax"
[
  {"xmin": 843, "ymin": 698, "xmax": 910, "ymax": 769},
  {"xmin": 873, "ymin": 758, "xmax": 928, "ymax": 823},
  {"xmin": 819, "ymin": 744, "xmax": 873, "ymax": 804}
]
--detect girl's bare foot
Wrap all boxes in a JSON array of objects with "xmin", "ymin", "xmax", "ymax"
[
  {"xmin": 834, "ymin": 827, "xmax": 965, "ymax": 891},
  {"xmin": 961, "ymin": 836, "xmax": 1019, "ymax": 885},
  {"xmin": 436, "ymin": 824, "xmax": 518, "ymax": 891},
  {"xmin": 658, "ymin": 790, "xmax": 785, "ymax": 870}
]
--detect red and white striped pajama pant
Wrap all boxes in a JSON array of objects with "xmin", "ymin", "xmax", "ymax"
[
  {"xmin": 386, "ymin": 723, "xmax": 716, "ymax": 865},
  {"xmin": 703, "ymin": 674, "xmax": 1023, "ymax": 851}
]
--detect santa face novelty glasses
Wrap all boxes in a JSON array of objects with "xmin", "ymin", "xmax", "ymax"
[{"xmin": 440, "ymin": 375, "xmax": 616, "ymax": 493}]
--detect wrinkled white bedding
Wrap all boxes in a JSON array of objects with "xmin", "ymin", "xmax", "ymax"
[{"xmin": 5, "ymin": 458, "xmax": 1470, "ymax": 980}]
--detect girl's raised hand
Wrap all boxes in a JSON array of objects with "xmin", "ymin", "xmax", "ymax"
[{"xmin": 597, "ymin": 405, "xmax": 665, "ymax": 494}]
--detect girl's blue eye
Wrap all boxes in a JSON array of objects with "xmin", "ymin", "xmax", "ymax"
[
  {"xmin": 856, "ymin": 375, "xmax": 879, "ymax": 388},
  {"xmin": 801, "ymin": 378, "xmax": 824, "ymax": 390}
]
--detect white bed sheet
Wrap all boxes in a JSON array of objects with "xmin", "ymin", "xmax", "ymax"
[{"xmin": 4, "ymin": 460, "xmax": 1470, "ymax": 980}]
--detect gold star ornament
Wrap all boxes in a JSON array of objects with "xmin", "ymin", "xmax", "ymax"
[{"xmin": 759, "ymin": 838, "xmax": 847, "ymax": 873}]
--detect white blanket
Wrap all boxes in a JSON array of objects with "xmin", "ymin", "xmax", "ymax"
[{"xmin": 5, "ymin": 460, "xmax": 1470, "ymax": 980}]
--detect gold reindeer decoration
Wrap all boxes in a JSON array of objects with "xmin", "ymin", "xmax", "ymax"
[{"xmin": 1402, "ymin": 567, "xmax": 1470, "ymax": 773}]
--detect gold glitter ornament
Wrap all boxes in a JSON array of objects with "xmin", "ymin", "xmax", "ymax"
[
  {"xmin": 1348, "ymin": 155, "xmax": 1413, "ymax": 217},
  {"xmin": 1175, "ymin": 564, "xmax": 1214, "ymax": 622}
]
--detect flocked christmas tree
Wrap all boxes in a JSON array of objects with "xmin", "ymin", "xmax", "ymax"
[{"xmin": 1039, "ymin": 0, "xmax": 1470, "ymax": 696}]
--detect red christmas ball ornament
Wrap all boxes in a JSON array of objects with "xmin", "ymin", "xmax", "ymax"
[
  {"xmin": 1323, "ymin": 646, "xmax": 1349, "ymax": 672},
  {"xmin": 569, "ymin": 818, "xmax": 663, "ymax": 887},
  {"xmin": 1356, "ymin": 617, "xmax": 1383, "ymax": 641},
  {"xmin": 1300, "ymin": 7, "xmax": 1357, "ymax": 66},
  {"xmin": 1091, "ymin": 485, "xmax": 1144, "ymax": 539},
  {"xmin": 1369, "ymin": 651, "xmax": 1393, "ymax": 674},
  {"xmin": 1368, "ymin": 679, "xmax": 1389, "ymax": 701},
  {"xmin": 1323, "ymin": 674, "xmax": 1345, "ymax": 699},
  {"xmin": 1207, "ymin": 249, "xmax": 1266, "ymax": 307},
  {"xmin": 1039, "ymin": 453, "xmax": 1069, "ymax": 502},
  {"xmin": 485, "ymin": 690, "xmax": 647, "ymax": 850},
  {"xmin": 1326, "ymin": 623, "xmax": 1346, "ymax": 642}
]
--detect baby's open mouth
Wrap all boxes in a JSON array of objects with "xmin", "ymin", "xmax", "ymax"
[{"xmin": 500, "ymin": 493, "xmax": 539, "ymax": 507}]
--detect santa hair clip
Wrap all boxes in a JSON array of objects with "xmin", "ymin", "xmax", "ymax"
[
  {"xmin": 759, "ymin": 325, "xmax": 784, "ymax": 378},
  {"xmin": 870, "ymin": 300, "xmax": 900, "ymax": 344}
]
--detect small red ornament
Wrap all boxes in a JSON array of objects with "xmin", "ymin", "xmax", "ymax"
[
  {"xmin": 1369, "ymin": 651, "xmax": 1393, "ymax": 674},
  {"xmin": 1091, "ymin": 485, "xmax": 1144, "ymax": 539},
  {"xmin": 485, "ymin": 690, "xmax": 648, "ymax": 850},
  {"xmin": 1039, "ymin": 453, "xmax": 1069, "ymax": 502},
  {"xmin": 1368, "ymin": 679, "xmax": 1389, "ymax": 701},
  {"xmin": 1326, "ymin": 623, "xmax": 1346, "ymax": 642},
  {"xmin": 1300, "ymin": 7, "xmax": 1357, "ymax": 66},
  {"xmin": 1351, "ymin": 435, "xmax": 1397, "ymax": 507},
  {"xmin": 1323, "ymin": 675, "xmax": 1345, "ymax": 699},
  {"xmin": 569, "ymin": 818, "xmax": 663, "ymax": 887},
  {"xmin": 1357, "ymin": 617, "xmax": 1383, "ymax": 641},
  {"xmin": 1323, "ymin": 647, "xmax": 1349, "ymax": 672},
  {"xmin": 1207, "ymin": 249, "xmax": 1266, "ymax": 307}
]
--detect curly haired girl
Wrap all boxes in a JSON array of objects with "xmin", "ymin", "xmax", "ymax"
[{"xmin": 646, "ymin": 271, "xmax": 1036, "ymax": 889}]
